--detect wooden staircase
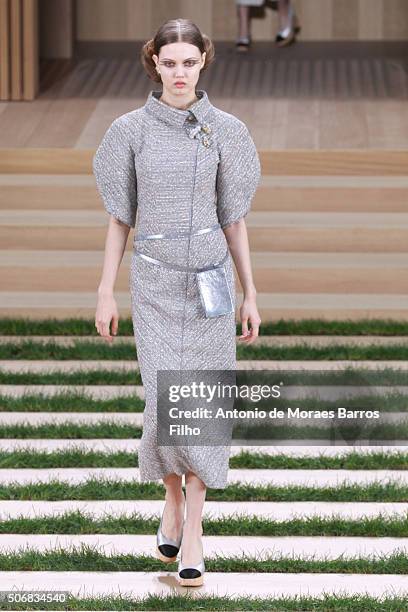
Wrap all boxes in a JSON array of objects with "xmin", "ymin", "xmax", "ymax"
[{"xmin": 0, "ymin": 148, "xmax": 407, "ymax": 320}]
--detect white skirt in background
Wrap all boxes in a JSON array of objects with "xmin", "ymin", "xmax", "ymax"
[{"xmin": 235, "ymin": 0, "xmax": 264, "ymax": 6}]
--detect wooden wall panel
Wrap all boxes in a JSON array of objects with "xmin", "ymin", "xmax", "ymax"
[
  {"xmin": 332, "ymin": 0, "xmax": 359, "ymax": 40},
  {"xmin": 181, "ymin": 0, "xmax": 212, "ymax": 36},
  {"xmin": 297, "ymin": 0, "xmax": 332, "ymax": 41},
  {"xmin": 23, "ymin": 0, "xmax": 38, "ymax": 98},
  {"xmin": 0, "ymin": 0, "xmax": 38, "ymax": 100},
  {"xmin": 0, "ymin": 0, "xmax": 10, "ymax": 99},
  {"xmin": 10, "ymin": 0, "xmax": 22, "ymax": 99},
  {"xmin": 76, "ymin": 0, "xmax": 408, "ymax": 42},
  {"xmin": 358, "ymin": 0, "xmax": 383, "ymax": 40},
  {"xmin": 126, "ymin": 0, "xmax": 151, "ymax": 40},
  {"xmin": 383, "ymin": 0, "xmax": 408, "ymax": 39},
  {"xmin": 77, "ymin": 0, "xmax": 128, "ymax": 41},
  {"xmin": 39, "ymin": 0, "xmax": 74, "ymax": 59}
]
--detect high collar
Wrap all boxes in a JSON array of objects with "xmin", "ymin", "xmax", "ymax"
[{"xmin": 144, "ymin": 89, "xmax": 212, "ymax": 128}]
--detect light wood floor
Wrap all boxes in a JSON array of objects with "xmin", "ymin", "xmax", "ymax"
[{"xmin": 0, "ymin": 42, "xmax": 407, "ymax": 149}]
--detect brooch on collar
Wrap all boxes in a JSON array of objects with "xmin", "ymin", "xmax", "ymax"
[{"xmin": 185, "ymin": 116, "xmax": 212, "ymax": 148}]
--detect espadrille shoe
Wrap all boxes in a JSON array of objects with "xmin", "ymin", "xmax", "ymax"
[
  {"xmin": 275, "ymin": 4, "xmax": 301, "ymax": 47},
  {"xmin": 156, "ymin": 511, "xmax": 184, "ymax": 563},
  {"xmin": 178, "ymin": 552, "xmax": 205, "ymax": 586}
]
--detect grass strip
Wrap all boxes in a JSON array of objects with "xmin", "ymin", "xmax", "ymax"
[
  {"xmin": 2, "ymin": 316, "xmax": 408, "ymax": 336},
  {"xmin": 0, "ymin": 548, "xmax": 406, "ymax": 573},
  {"xmin": 3, "ymin": 340, "xmax": 408, "ymax": 360},
  {"xmin": 0, "ymin": 480, "xmax": 406, "ymax": 502},
  {"xmin": 0, "ymin": 392, "xmax": 144, "ymax": 412},
  {"xmin": 0, "ymin": 449, "xmax": 407, "ymax": 470},
  {"xmin": 0, "ymin": 369, "xmax": 142, "ymax": 385},
  {"xmin": 0, "ymin": 392, "xmax": 406, "ymax": 413},
  {"xmin": 2, "ymin": 367, "xmax": 407, "ymax": 385},
  {"xmin": 230, "ymin": 450, "xmax": 408, "ymax": 470},
  {"xmin": 232, "ymin": 421, "xmax": 408, "ymax": 441},
  {"xmin": 0, "ymin": 512, "xmax": 407, "ymax": 537},
  {"xmin": 0, "ymin": 593, "xmax": 407, "ymax": 611},
  {"xmin": 0, "ymin": 424, "xmax": 141, "ymax": 438}
]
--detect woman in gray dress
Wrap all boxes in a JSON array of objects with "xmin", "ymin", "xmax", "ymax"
[{"xmin": 93, "ymin": 18, "xmax": 261, "ymax": 586}]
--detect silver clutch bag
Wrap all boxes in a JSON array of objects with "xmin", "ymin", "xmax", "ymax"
[
  {"xmin": 132, "ymin": 242, "xmax": 234, "ymax": 319},
  {"xmin": 196, "ymin": 262, "xmax": 234, "ymax": 318}
]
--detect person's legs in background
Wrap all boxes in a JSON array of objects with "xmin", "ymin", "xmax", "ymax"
[
  {"xmin": 276, "ymin": 0, "xmax": 301, "ymax": 47},
  {"xmin": 235, "ymin": 0, "xmax": 301, "ymax": 51},
  {"xmin": 235, "ymin": 0, "xmax": 264, "ymax": 52}
]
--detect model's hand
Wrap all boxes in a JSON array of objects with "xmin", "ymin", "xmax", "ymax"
[
  {"xmin": 95, "ymin": 293, "xmax": 119, "ymax": 343},
  {"xmin": 238, "ymin": 296, "xmax": 261, "ymax": 344}
]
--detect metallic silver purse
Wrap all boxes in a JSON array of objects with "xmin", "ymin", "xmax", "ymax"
[
  {"xmin": 196, "ymin": 256, "xmax": 234, "ymax": 318},
  {"xmin": 133, "ymin": 230, "xmax": 234, "ymax": 318}
]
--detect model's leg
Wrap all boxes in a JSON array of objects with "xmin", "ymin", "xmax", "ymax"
[
  {"xmin": 275, "ymin": 0, "xmax": 300, "ymax": 45},
  {"xmin": 277, "ymin": 0, "xmax": 290, "ymax": 31},
  {"xmin": 161, "ymin": 473, "xmax": 185, "ymax": 540},
  {"xmin": 180, "ymin": 471, "xmax": 206, "ymax": 565},
  {"xmin": 237, "ymin": 5, "xmax": 250, "ymax": 39}
]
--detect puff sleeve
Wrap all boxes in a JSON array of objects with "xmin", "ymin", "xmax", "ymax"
[
  {"xmin": 92, "ymin": 117, "xmax": 137, "ymax": 228},
  {"xmin": 216, "ymin": 120, "xmax": 261, "ymax": 229}
]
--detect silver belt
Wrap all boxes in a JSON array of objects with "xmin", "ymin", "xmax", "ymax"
[
  {"xmin": 134, "ymin": 222, "xmax": 221, "ymax": 241},
  {"xmin": 133, "ymin": 248, "xmax": 229, "ymax": 273}
]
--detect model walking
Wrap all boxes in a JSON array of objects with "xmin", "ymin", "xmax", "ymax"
[
  {"xmin": 93, "ymin": 18, "xmax": 261, "ymax": 587},
  {"xmin": 236, "ymin": 0, "xmax": 301, "ymax": 51}
]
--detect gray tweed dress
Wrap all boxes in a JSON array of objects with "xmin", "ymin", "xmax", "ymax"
[{"xmin": 93, "ymin": 89, "xmax": 261, "ymax": 489}]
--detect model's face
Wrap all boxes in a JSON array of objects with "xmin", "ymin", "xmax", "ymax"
[{"xmin": 153, "ymin": 42, "xmax": 205, "ymax": 96}]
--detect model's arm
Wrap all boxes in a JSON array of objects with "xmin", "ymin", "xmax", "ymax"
[
  {"xmin": 223, "ymin": 218, "xmax": 261, "ymax": 344},
  {"xmin": 93, "ymin": 116, "xmax": 138, "ymax": 343},
  {"xmin": 95, "ymin": 217, "xmax": 130, "ymax": 342}
]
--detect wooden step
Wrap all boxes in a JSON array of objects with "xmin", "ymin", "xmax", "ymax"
[
  {"xmin": 0, "ymin": 439, "xmax": 405, "ymax": 456},
  {"xmin": 2, "ymin": 211, "xmax": 408, "ymax": 251},
  {"xmin": 0, "ymin": 498, "xmax": 406, "ymax": 520},
  {"xmin": 0, "ymin": 570, "xmax": 406, "ymax": 599},
  {"xmin": 0, "ymin": 533, "xmax": 405, "ymax": 559},
  {"xmin": 1, "ymin": 251, "xmax": 408, "ymax": 293},
  {"xmin": 0, "ymin": 467, "xmax": 404, "ymax": 486},
  {"xmin": 1, "ymin": 148, "xmax": 407, "ymax": 175},
  {"xmin": 0, "ymin": 291, "xmax": 407, "ymax": 319},
  {"xmin": 1, "ymin": 174, "xmax": 408, "ymax": 212}
]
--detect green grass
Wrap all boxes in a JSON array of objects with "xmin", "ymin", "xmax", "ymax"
[
  {"xmin": 0, "ymin": 593, "xmax": 407, "ymax": 611},
  {"xmin": 0, "ymin": 449, "xmax": 407, "ymax": 470},
  {"xmin": 0, "ymin": 511, "xmax": 407, "ymax": 537},
  {"xmin": 0, "ymin": 548, "xmax": 406, "ymax": 572},
  {"xmin": 0, "ymin": 423, "xmax": 142, "ymax": 438},
  {"xmin": 3, "ymin": 339, "xmax": 408, "ymax": 360},
  {"xmin": 0, "ymin": 480, "xmax": 406, "ymax": 502},
  {"xmin": 0, "ymin": 391, "xmax": 406, "ymax": 413},
  {"xmin": 0, "ymin": 369, "xmax": 143, "ymax": 385},
  {"xmin": 0, "ymin": 449, "xmax": 143, "ymax": 468},
  {"xmin": 229, "ymin": 450, "xmax": 408, "ymax": 469},
  {"xmin": 231, "ymin": 421, "xmax": 408, "ymax": 440},
  {"xmin": 2, "ymin": 316, "xmax": 408, "ymax": 336},
  {"xmin": 1, "ymin": 366, "xmax": 406, "ymax": 385},
  {"xmin": 0, "ymin": 392, "xmax": 144, "ymax": 412}
]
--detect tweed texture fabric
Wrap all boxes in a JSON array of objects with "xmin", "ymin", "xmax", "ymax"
[{"xmin": 93, "ymin": 89, "xmax": 261, "ymax": 488}]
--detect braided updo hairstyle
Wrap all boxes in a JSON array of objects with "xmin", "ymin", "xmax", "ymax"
[{"xmin": 141, "ymin": 18, "xmax": 215, "ymax": 83}]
